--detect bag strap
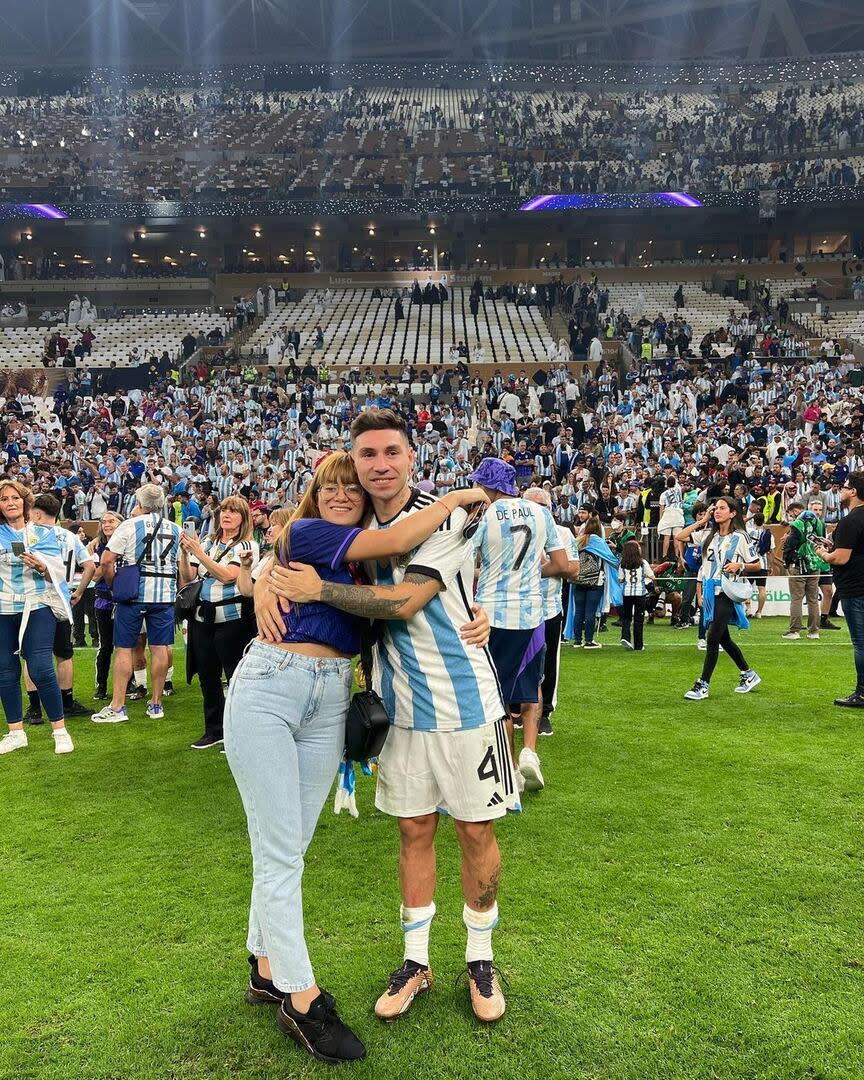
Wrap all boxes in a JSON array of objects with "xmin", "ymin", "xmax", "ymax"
[
  {"xmin": 135, "ymin": 516, "xmax": 162, "ymax": 567},
  {"xmin": 359, "ymin": 623, "xmax": 376, "ymax": 689},
  {"xmin": 197, "ymin": 537, "xmax": 241, "ymax": 581}
]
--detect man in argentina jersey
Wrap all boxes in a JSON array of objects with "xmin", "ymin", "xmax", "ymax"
[
  {"xmin": 523, "ymin": 486, "xmax": 580, "ymax": 738},
  {"xmin": 263, "ymin": 411, "xmax": 515, "ymax": 1024},
  {"xmin": 96, "ymin": 483, "xmax": 181, "ymax": 722},
  {"xmin": 24, "ymin": 495, "xmax": 95, "ymax": 722},
  {"xmin": 470, "ymin": 459, "xmax": 568, "ymax": 795}
]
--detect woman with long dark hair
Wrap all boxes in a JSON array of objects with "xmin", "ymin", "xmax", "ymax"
[
  {"xmin": 223, "ymin": 453, "xmax": 488, "ymax": 1065},
  {"xmin": 677, "ymin": 496, "xmax": 762, "ymax": 700},
  {"xmin": 565, "ymin": 513, "xmax": 621, "ymax": 649},
  {"xmin": 91, "ymin": 510, "xmax": 123, "ymax": 701},
  {"xmin": 618, "ymin": 539, "xmax": 654, "ymax": 652}
]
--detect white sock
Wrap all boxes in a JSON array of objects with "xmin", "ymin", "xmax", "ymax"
[
  {"xmin": 401, "ymin": 902, "xmax": 435, "ymax": 967},
  {"xmin": 166, "ymin": 665, "xmax": 174, "ymax": 681},
  {"xmin": 134, "ymin": 668, "xmax": 148, "ymax": 689},
  {"xmin": 52, "ymin": 725, "xmax": 67, "ymax": 736},
  {"xmin": 464, "ymin": 903, "xmax": 498, "ymax": 963}
]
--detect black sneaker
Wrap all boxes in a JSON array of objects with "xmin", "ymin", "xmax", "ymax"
[
  {"xmin": 834, "ymin": 691, "xmax": 864, "ymax": 708},
  {"xmin": 127, "ymin": 685, "xmax": 147, "ymax": 701},
  {"xmin": 64, "ymin": 699, "xmax": 91, "ymax": 718},
  {"xmin": 245, "ymin": 955, "xmax": 284, "ymax": 1005},
  {"xmin": 276, "ymin": 990, "xmax": 366, "ymax": 1064},
  {"xmin": 511, "ymin": 715, "xmax": 523, "ymax": 728},
  {"xmin": 24, "ymin": 705, "xmax": 44, "ymax": 725},
  {"xmin": 163, "ymin": 681, "xmax": 174, "ymax": 697},
  {"xmin": 820, "ymin": 618, "xmax": 841, "ymax": 631},
  {"xmin": 93, "ymin": 685, "xmax": 108, "ymax": 701},
  {"xmin": 538, "ymin": 716, "xmax": 553, "ymax": 736},
  {"xmin": 191, "ymin": 734, "xmax": 224, "ymax": 750}
]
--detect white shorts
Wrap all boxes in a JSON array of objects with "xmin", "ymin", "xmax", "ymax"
[
  {"xmin": 657, "ymin": 508, "xmax": 685, "ymax": 536},
  {"xmin": 375, "ymin": 719, "xmax": 520, "ymax": 821}
]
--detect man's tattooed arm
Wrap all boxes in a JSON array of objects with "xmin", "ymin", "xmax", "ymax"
[{"xmin": 319, "ymin": 572, "xmax": 438, "ymax": 619}]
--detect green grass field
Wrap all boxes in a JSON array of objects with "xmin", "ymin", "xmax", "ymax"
[{"xmin": 3, "ymin": 618, "xmax": 864, "ymax": 1080}]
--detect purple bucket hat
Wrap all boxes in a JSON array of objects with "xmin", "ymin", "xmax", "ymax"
[{"xmin": 469, "ymin": 457, "xmax": 518, "ymax": 496}]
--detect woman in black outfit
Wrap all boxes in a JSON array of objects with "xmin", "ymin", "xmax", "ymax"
[
  {"xmin": 92, "ymin": 511, "xmax": 122, "ymax": 700},
  {"xmin": 179, "ymin": 496, "xmax": 258, "ymax": 750}
]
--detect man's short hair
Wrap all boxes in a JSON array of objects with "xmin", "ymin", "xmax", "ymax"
[
  {"xmin": 350, "ymin": 409, "xmax": 408, "ymax": 443},
  {"xmin": 846, "ymin": 470, "xmax": 864, "ymax": 500},
  {"xmin": 33, "ymin": 493, "xmax": 61, "ymax": 519},
  {"xmin": 136, "ymin": 483, "xmax": 165, "ymax": 513}
]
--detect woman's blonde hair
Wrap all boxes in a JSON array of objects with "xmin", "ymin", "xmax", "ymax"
[
  {"xmin": 217, "ymin": 495, "xmax": 252, "ymax": 541},
  {"xmin": 0, "ymin": 480, "xmax": 34, "ymax": 523},
  {"xmin": 274, "ymin": 452, "xmax": 366, "ymax": 565},
  {"xmin": 268, "ymin": 507, "xmax": 293, "ymax": 533}
]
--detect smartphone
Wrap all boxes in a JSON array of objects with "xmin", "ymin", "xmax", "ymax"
[
  {"xmin": 182, "ymin": 521, "xmax": 197, "ymax": 535},
  {"xmin": 11, "ymin": 541, "xmax": 25, "ymax": 557}
]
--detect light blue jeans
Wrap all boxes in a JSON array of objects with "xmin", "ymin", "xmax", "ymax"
[{"xmin": 224, "ymin": 641, "xmax": 353, "ymax": 993}]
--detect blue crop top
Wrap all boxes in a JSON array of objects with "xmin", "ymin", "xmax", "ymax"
[{"xmin": 277, "ymin": 518, "xmax": 363, "ymax": 654}]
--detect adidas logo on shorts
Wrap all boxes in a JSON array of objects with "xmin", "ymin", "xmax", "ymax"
[{"xmin": 486, "ymin": 792, "xmax": 504, "ymax": 808}]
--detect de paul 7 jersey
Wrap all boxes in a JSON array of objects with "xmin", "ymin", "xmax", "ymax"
[{"xmin": 473, "ymin": 498, "xmax": 565, "ymax": 629}]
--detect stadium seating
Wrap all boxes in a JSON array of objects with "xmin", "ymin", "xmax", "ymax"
[
  {"xmin": 244, "ymin": 288, "xmax": 556, "ymax": 366},
  {"xmin": 0, "ymin": 311, "xmax": 229, "ymax": 368}
]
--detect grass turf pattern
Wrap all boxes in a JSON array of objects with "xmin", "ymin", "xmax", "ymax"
[{"xmin": 2, "ymin": 617, "xmax": 863, "ymax": 1080}]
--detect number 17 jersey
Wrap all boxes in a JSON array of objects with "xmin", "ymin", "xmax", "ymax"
[{"xmin": 473, "ymin": 498, "xmax": 564, "ymax": 630}]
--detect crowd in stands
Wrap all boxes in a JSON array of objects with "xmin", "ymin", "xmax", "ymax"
[{"xmin": 3, "ymin": 75, "xmax": 864, "ymax": 202}]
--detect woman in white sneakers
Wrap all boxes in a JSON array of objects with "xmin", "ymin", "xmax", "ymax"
[
  {"xmin": 677, "ymin": 497, "xmax": 762, "ymax": 700},
  {"xmin": 0, "ymin": 481, "xmax": 74, "ymax": 755}
]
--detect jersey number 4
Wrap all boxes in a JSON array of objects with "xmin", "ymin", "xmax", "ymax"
[
  {"xmin": 510, "ymin": 524, "xmax": 532, "ymax": 570},
  {"xmin": 477, "ymin": 745, "xmax": 501, "ymax": 784}
]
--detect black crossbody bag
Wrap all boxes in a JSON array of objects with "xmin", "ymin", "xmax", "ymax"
[
  {"xmin": 344, "ymin": 628, "xmax": 390, "ymax": 762},
  {"xmin": 175, "ymin": 539, "xmax": 240, "ymax": 621}
]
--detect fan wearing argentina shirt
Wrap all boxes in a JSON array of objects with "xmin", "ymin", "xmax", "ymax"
[
  {"xmin": 93, "ymin": 483, "xmax": 182, "ymax": 724},
  {"xmin": 261, "ymin": 410, "xmax": 517, "ymax": 1026},
  {"xmin": 469, "ymin": 459, "xmax": 569, "ymax": 795}
]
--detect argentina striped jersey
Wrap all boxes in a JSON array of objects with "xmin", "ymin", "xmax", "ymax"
[
  {"xmin": 193, "ymin": 537, "xmax": 259, "ymax": 624},
  {"xmin": 107, "ymin": 512, "xmax": 182, "ymax": 604},
  {"xmin": 0, "ymin": 523, "xmax": 63, "ymax": 615},
  {"xmin": 540, "ymin": 523, "xmax": 579, "ymax": 620},
  {"xmin": 365, "ymin": 489, "xmax": 504, "ymax": 733},
  {"xmin": 473, "ymin": 499, "xmax": 565, "ymax": 629}
]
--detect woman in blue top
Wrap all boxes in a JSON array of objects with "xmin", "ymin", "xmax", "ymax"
[
  {"xmin": 0, "ymin": 481, "xmax": 74, "ymax": 756},
  {"xmin": 224, "ymin": 452, "xmax": 488, "ymax": 1066}
]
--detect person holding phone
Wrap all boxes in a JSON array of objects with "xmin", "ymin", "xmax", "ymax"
[
  {"xmin": 676, "ymin": 497, "xmax": 763, "ymax": 701},
  {"xmin": 179, "ymin": 496, "xmax": 259, "ymax": 750},
  {"xmin": 0, "ymin": 481, "xmax": 74, "ymax": 756}
]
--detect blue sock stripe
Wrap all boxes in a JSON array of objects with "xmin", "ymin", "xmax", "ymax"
[
  {"xmin": 401, "ymin": 916, "xmax": 433, "ymax": 932},
  {"xmin": 464, "ymin": 915, "xmax": 499, "ymax": 932}
]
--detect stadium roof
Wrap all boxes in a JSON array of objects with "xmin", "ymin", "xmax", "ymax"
[{"xmin": 0, "ymin": 0, "xmax": 863, "ymax": 69}]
